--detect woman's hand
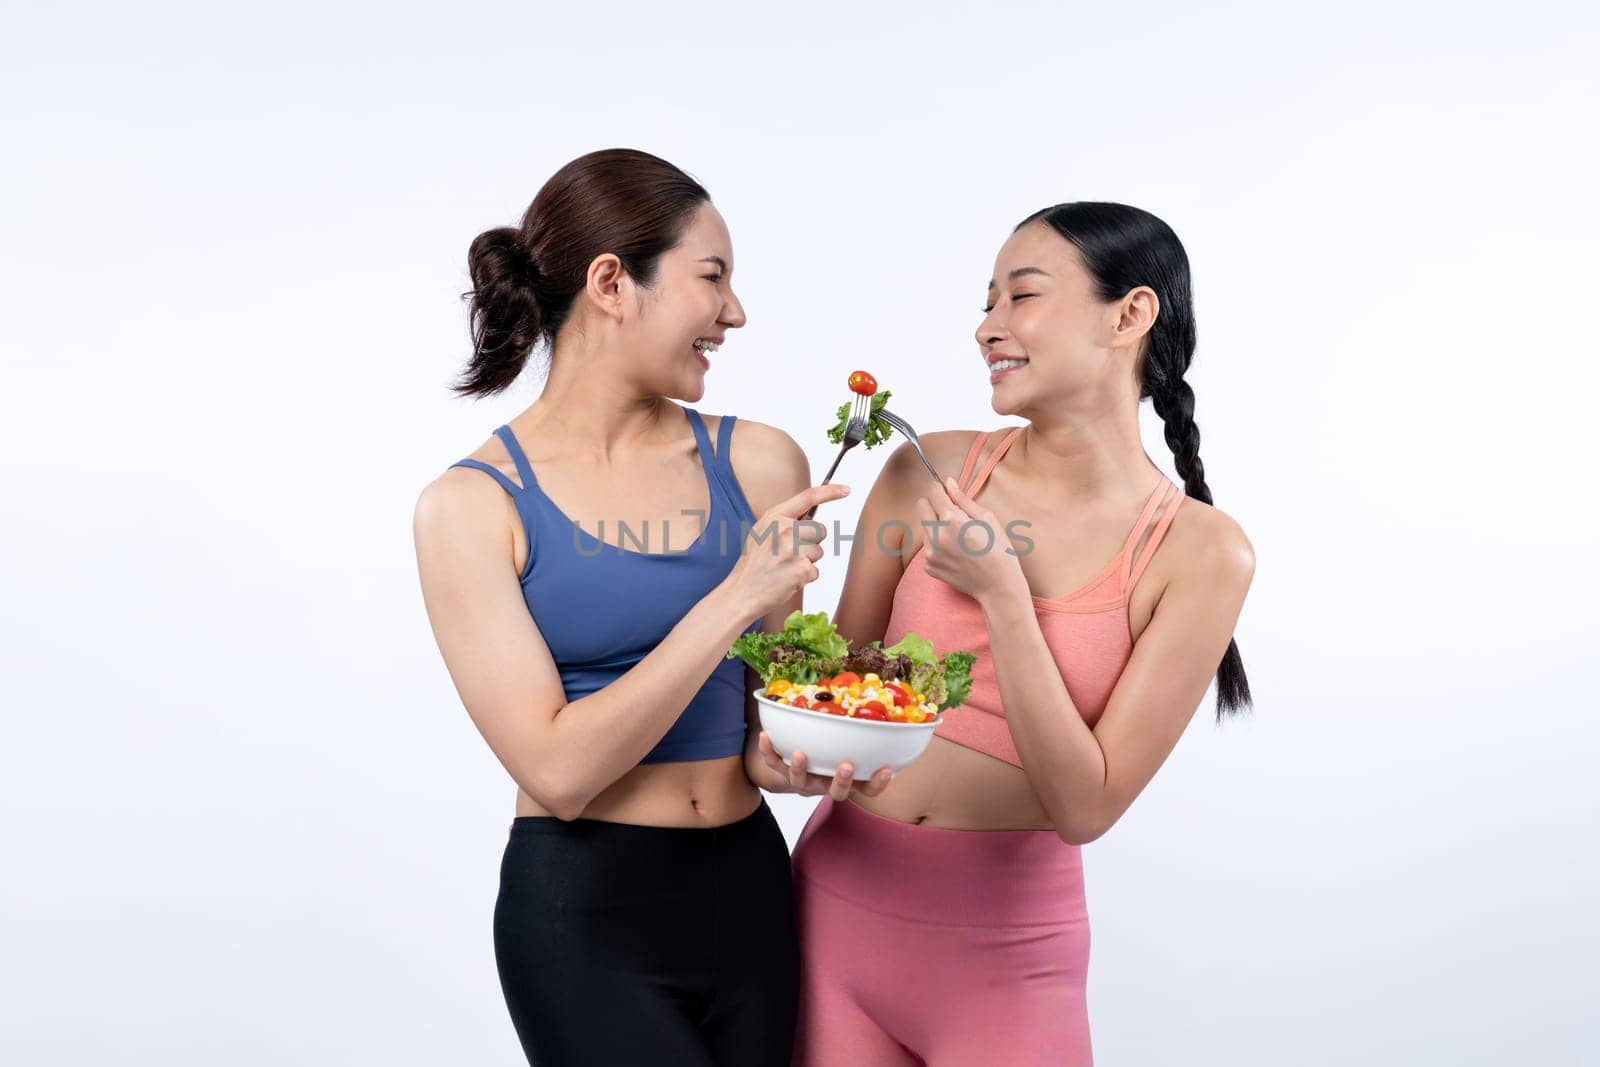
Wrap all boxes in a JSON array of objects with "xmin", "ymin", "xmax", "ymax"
[
  {"xmin": 755, "ymin": 731, "xmax": 895, "ymax": 800},
  {"xmin": 722, "ymin": 483, "xmax": 851, "ymax": 618},
  {"xmin": 915, "ymin": 476, "xmax": 1028, "ymax": 605}
]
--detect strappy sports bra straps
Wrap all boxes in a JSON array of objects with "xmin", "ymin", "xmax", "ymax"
[{"xmin": 953, "ymin": 427, "xmax": 1183, "ymax": 595}]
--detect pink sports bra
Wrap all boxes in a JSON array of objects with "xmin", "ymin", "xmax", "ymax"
[{"xmin": 881, "ymin": 427, "xmax": 1183, "ymax": 767}]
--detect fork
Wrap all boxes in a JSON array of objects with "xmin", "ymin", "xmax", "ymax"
[
  {"xmin": 801, "ymin": 392, "xmax": 870, "ymax": 521},
  {"xmin": 877, "ymin": 407, "xmax": 942, "ymax": 483}
]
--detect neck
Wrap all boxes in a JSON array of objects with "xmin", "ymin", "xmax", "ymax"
[
  {"xmin": 510, "ymin": 337, "xmax": 680, "ymax": 461},
  {"xmin": 1011, "ymin": 387, "xmax": 1158, "ymax": 498}
]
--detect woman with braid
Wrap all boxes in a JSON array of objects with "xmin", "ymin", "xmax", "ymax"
[{"xmin": 757, "ymin": 203, "xmax": 1256, "ymax": 1066}]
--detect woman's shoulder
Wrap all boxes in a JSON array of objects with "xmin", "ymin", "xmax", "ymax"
[
  {"xmin": 413, "ymin": 462, "xmax": 522, "ymax": 575},
  {"xmin": 712, "ymin": 414, "xmax": 809, "ymax": 517},
  {"xmin": 1159, "ymin": 490, "xmax": 1256, "ymax": 589},
  {"xmin": 873, "ymin": 428, "xmax": 991, "ymax": 493},
  {"xmin": 911, "ymin": 428, "xmax": 989, "ymax": 471}
]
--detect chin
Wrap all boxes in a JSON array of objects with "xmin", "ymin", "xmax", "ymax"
[
  {"xmin": 675, "ymin": 373, "xmax": 708, "ymax": 404},
  {"xmin": 989, "ymin": 389, "xmax": 1026, "ymax": 417}
]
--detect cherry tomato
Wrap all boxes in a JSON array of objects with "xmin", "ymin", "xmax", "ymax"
[
  {"xmin": 856, "ymin": 701, "xmax": 889, "ymax": 722},
  {"xmin": 791, "ymin": 695, "xmax": 810, "ymax": 709},
  {"xmin": 884, "ymin": 683, "xmax": 912, "ymax": 708},
  {"xmin": 829, "ymin": 672, "xmax": 862, "ymax": 687},
  {"xmin": 847, "ymin": 370, "xmax": 878, "ymax": 396},
  {"xmin": 816, "ymin": 701, "xmax": 846, "ymax": 717}
]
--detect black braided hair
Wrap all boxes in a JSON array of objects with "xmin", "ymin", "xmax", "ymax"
[{"xmin": 1017, "ymin": 203, "xmax": 1252, "ymax": 719}]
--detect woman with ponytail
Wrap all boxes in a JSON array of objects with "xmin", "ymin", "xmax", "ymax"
[
  {"xmin": 769, "ymin": 203, "xmax": 1256, "ymax": 1065},
  {"xmin": 413, "ymin": 149, "xmax": 885, "ymax": 1065}
]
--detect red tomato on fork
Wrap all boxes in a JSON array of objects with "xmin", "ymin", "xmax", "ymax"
[{"xmin": 847, "ymin": 370, "xmax": 878, "ymax": 396}]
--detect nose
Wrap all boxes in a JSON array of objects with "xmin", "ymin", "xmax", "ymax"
[
  {"xmin": 976, "ymin": 306, "xmax": 1005, "ymax": 349},
  {"xmin": 721, "ymin": 287, "xmax": 747, "ymax": 330}
]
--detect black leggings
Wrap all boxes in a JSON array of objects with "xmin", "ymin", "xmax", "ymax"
[{"xmin": 493, "ymin": 798, "xmax": 800, "ymax": 1066}]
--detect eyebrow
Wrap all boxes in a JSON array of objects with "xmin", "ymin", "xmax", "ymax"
[
  {"xmin": 700, "ymin": 256, "xmax": 728, "ymax": 273},
  {"xmin": 987, "ymin": 266, "xmax": 1052, "ymax": 289}
]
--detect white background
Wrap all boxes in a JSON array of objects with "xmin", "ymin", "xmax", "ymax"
[{"xmin": 4, "ymin": 2, "xmax": 1597, "ymax": 1063}]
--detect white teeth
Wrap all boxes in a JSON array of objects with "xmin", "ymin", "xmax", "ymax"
[
  {"xmin": 694, "ymin": 339, "xmax": 720, "ymax": 353},
  {"xmin": 990, "ymin": 358, "xmax": 1027, "ymax": 372}
]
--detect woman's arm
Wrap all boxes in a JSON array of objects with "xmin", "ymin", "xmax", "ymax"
[
  {"xmin": 923, "ymin": 477, "xmax": 1255, "ymax": 844},
  {"xmin": 414, "ymin": 465, "xmax": 841, "ymax": 820}
]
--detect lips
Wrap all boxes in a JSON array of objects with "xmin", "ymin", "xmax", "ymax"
[
  {"xmin": 693, "ymin": 338, "xmax": 722, "ymax": 369},
  {"xmin": 987, "ymin": 353, "xmax": 1028, "ymax": 382}
]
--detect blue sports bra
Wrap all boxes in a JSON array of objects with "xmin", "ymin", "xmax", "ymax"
[{"xmin": 450, "ymin": 406, "xmax": 763, "ymax": 764}]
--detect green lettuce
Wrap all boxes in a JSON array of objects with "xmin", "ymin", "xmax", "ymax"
[
  {"xmin": 783, "ymin": 610, "xmax": 850, "ymax": 660},
  {"xmin": 939, "ymin": 651, "xmax": 977, "ymax": 709},
  {"xmin": 727, "ymin": 630, "xmax": 785, "ymax": 675},
  {"xmin": 727, "ymin": 610, "xmax": 849, "ymax": 683},
  {"xmin": 826, "ymin": 389, "xmax": 895, "ymax": 448},
  {"xmin": 882, "ymin": 632, "xmax": 935, "ymax": 666}
]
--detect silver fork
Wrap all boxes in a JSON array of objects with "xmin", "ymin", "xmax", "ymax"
[
  {"xmin": 878, "ymin": 408, "xmax": 942, "ymax": 483},
  {"xmin": 802, "ymin": 392, "xmax": 871, "ymax": 521}
]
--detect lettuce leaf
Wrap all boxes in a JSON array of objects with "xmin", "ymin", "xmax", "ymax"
[
  {"xmin": 882, "ymin": 632, "xmax": 935, "ymax": 666},
  {"xmin": 781, "ymin": 609, "xmax": 850, "ymax": 660},
  {"xmin": 826, "ymin": 389, "xmax": 895, "ymax": 448},
  {"xmin": 939, "ymin": 651, "xmax": 977, "ymax": 709},
  {"xmin": 895, "ymin": 638, "xmax": 975, "ymax": 709},
  {"xmin": 727, "ymin": 610, "xmax": 849, "ymax": 682},
  {"xmin": 728, "ymin": 630, "xmax": 785, "ymax": 675},
  {"xmin": 908, "ymin": 662, "xmax": 948, "ymax": 707}
]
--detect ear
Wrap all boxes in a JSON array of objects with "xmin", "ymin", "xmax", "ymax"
[
  {"xmin": 1112, "ymin": 285, "xmax": 1160, "ymax": 348},
  {"xmin": 584, "ymin": 253, "xmax": 628, "ymax": 324}
]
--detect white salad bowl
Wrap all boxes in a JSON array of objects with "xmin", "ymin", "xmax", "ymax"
[{"xmin": 753, "ymin": 688, "xmax": 942, "ymax": 781}]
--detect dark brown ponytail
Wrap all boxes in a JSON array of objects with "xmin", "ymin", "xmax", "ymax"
[{"xmin": 453, "ymin": 148, "xmax": 710, "ymax": 398}]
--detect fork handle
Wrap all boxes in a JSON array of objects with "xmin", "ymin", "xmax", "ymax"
[
  {"xmin": 894, "ymin": 429, "xmax": 941, "ymax": 482},
  {"xmin": 879, "ymin": 409, "xmax": 942, "ymax": 482},
  {"xmin": 908, "ymin": 443, "xmax": 940, "ymax": 482},
  {"xmin": 801, "ymin": 441, "xmax": 854, "ymax": 521}
]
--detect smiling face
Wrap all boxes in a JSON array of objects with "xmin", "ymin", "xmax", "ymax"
[
  {"xmin": 621, "ymin": 201, "xmax": 747, "ymax": 402},
  {"xmin": 976, "ymin": 221, "xmax": 1154, "ymax": 417}
]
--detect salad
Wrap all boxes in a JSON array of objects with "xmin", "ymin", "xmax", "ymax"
[
  {"xmin": 728, "ymin": 610, "xmax": 977, "ymax": 725},
  {"xmin": 826, "ymin": 369, "xmax": 895, "ymax": 449}
]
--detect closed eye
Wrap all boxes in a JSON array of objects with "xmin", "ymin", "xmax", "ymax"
[{"xmin": 981, "ymin": 292, "xmax": 1034, "ymax": 313}]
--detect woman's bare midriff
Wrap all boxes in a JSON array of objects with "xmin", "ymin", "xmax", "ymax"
[
  {"xmin": 849, "ymin": 736, "xmax": 1057, "ymax": 830},
  {"xmin": 514, "ymin": 753, "xmax": 761, "ymax": 828}
]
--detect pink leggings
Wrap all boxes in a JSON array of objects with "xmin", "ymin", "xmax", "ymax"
[{"xmin": 791, "ymin": 797, "xmax": 1093, "ymax": 1066}]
